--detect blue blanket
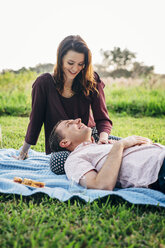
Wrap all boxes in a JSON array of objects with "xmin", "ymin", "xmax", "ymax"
[{"xmin": 0, "ymin": 148, "xmax": 165, "ymax": 208}]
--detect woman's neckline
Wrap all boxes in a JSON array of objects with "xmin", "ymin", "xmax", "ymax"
[{"xmin": 58, "ymin": 91, "xmax": 76, "ymax": 100}]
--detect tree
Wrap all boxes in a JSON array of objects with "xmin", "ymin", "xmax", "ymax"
[
  {"xmin": 93, "ymin": 63, "xmax": 110, "ymax": 77},
  {"xmin": 29, "ymin": 63, "xmax": 54, "ymax": 73},
  {"xmin": 100, "ymin": 47, "xmax": 136, "ymax": 71},
  {"xmin": 132, "ymin": 62, "xmax": 154, "ymax": 77}
]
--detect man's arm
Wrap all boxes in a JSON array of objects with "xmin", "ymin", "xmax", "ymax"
[{"xmin": 80, "ymin": 136, "xmax": 151, "ymax": 190}]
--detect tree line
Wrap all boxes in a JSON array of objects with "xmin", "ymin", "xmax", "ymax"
[{"xmin": 1, "ymin": 47, "xmax": 154, "ymax": 78}]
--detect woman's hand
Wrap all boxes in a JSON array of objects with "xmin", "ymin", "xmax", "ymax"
[
  {"xmin": 13, "ymin": 151, "xmax": 29, "ymax": 160},
  {"xmin": 98, "ymin": 132, "xmax": 109, "ymax": 144},
  {"xmin": 98, "ymin": 138, "xmax": 109, "ymax": 144},
  {"xmin": 13, "ymin": 141, "xmax": 31, "ymax": 160}
]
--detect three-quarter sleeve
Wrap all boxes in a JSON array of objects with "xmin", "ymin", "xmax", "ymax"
[
  {"xmin": 25, "ymin": 76, "xmax": 47, "ymax": 145},
  {"xmin": 91, "ymin": 74, "xmax": 112, "ymax": 135}
]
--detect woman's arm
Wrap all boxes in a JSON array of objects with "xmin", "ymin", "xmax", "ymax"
[
  {"xmin": 98, "ymin": 132, "xmax": 109, "ymax": 144},
  {"xmin": 91, "ymin": 73, "xmax": 112, "ymax": 143},
  {"xmin": 17, "ymin": 75, "xmax": 47, "ymax": 159},
  {"xmin": 25, "ymin": 76, "xmax": 47, "ymax": 145},
  {"xmin": 16, "ymin": 141, "xmax": 31, "ymax": 160}
]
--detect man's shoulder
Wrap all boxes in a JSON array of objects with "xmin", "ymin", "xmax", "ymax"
[
  {"xmin": 64, "ymin": 148, "xmax": 84, "ymax": 171},
  {"xmin": 65, "ymin": 143, "xmax": 100, "ymax": 161},
  {"xmin": 65, "ymin": 143, "xmax": 92, "ymax": 160}
]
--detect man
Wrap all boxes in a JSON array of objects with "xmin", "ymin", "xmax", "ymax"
[{"xmin": 49, "ymin": 118, "xmax": 165, "ymax": 193}]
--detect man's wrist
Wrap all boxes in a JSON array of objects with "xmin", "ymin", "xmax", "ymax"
[{"xmin": 115, "ymin": 140, "xmax": 125, "ymax": 150}]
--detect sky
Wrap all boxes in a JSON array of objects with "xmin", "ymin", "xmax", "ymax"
[{"xmin": 0, "ymin": 0, "xmax": 165, "ymax": 74}]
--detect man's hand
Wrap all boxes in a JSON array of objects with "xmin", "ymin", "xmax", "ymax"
[
  {"xmin": 119, "ymin": 135, "xmax": 152, "ymax": 149},
  {"xmin": 98, "ymin": 138, "xmax": 118, "ymax": 144},
  {"xmin": 108, "ymin": 139, "xmax": 118, "ymax": 144},
  {"xmin": 80, "ymin": 135, "xmax": 152, "ymax": 191}
]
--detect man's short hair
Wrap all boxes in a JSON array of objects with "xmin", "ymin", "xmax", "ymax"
[{"xmin": 49, "ymin": 120, "xmax": 66, "ymax": 152}]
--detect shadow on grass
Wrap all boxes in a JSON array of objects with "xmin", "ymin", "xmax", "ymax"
[{"xmin": 0, "ymin": 192, "xmax": 164, "ymax": 213}]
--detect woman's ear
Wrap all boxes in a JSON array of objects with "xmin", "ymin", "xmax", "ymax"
[{"xmin": 59, "ymin": 139, "xmax": 71, "ymax": 149}]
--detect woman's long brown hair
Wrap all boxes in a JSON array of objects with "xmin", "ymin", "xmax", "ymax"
[{"xmin": 53, "ymin": 35, "xmax": 98, "ymax": 96}]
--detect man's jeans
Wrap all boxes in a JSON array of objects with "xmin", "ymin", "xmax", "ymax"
[
  {"xmin": 150, "ymin": 158, "xmax": 165, "ymax": 194},
  {"xmin": 158, "ymin": 158, "xmax": 165, "ymax": 193}
]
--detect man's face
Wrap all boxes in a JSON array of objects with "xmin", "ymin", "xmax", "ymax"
[{"xmin": 57, "ymin": 119, "xmax": 91, "ymax": 147}]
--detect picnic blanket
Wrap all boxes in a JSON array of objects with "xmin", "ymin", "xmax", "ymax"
[{"xmin": 0, "ymin": 148, "xmax": 165, "ymax": 208}]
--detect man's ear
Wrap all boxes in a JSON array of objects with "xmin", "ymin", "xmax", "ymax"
[{"xmin": 59, "ymin": 139, "xmax": 71, "ymax": 149}]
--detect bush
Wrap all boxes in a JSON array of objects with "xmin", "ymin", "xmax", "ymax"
[{"xmin": 110, "ymin": 69, "xmax": 132, "ymax": 78}]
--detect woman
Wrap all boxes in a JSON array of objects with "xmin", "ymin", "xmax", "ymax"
[{"xmin": 17, "ymin": 35, "xmax": 113, "ymax": 159}]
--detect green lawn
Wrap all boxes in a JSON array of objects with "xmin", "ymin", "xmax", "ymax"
[
  {"xmin": 0, "ymin": 114, "xmax": 165, "ymax": 247},
  {"xmin": 1, "ymin": 114, "xmax": 165, "ymax": 150},
  {"xmin": 1, "ymin": 71, "xmax": 165, "ymax": 117}
]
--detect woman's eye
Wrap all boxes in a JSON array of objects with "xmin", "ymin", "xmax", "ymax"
[{"xmin": 68, "ymin": 62, "xmax": 84, "ymax": 67}]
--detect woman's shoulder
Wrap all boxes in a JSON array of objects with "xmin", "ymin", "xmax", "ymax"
[
  {"xmin": 33, "ymin": 73, "xmax": 54, "ymax": 88},
  {"xmin": 94, "ymin": 71, "xmax": 101, "ymax": 83},
  {"xmin": 93, "ymin": 71, "xmax": 105, "ymax": 89}
]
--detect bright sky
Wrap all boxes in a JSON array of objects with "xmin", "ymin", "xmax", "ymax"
[{"xmin": 0, "ymin": 0, "xmax": 165, "ymax": 73}]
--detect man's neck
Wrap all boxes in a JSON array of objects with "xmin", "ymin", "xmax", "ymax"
[{"xmin": 69, "ymin": 138, "xmax": 94, "ymax": 152}]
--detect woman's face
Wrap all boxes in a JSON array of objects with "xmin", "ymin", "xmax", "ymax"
[{"xmin": 62, "ymin": 50, "xmax": 85, "ymax": 82}]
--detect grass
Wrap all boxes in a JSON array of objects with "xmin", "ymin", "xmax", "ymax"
[
  {"xmin": 0, "ymin": 71, "xmax": 35, "ymax": 116},
  {"xmin": 0, "ymin": 114, "xmax": 165, "ymax": 247},
  {"xmin": 0, "ymin": 114, "xmax": 165, "ymax": 150},
  {"xmin": 0, "ymin": 195, "xmax": 165, "ymax": 248},
  {"xmin": 104, "ymin": 86, "xmax": 165, "ymax": 117},
  {"xmin": 0, "ymin": 71, "xmax": 165, "ymax": 117},
  {"xmin": 0, "ymin": 116, "xmax": 45, "ymax": 151}
]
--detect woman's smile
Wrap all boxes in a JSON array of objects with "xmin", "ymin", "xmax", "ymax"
[{"xmin": 68, "ymin": 70, "xmax": 78, "ymax": 76}]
